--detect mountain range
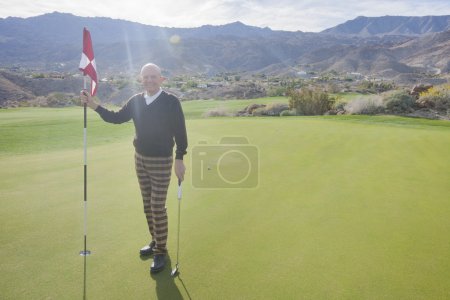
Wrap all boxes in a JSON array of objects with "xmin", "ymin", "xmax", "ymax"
[
  {"xmin": 322, "ymin": 15, "xmax": 450, "ymax": 36},
  {"xmin": 0, "ymin": 12, "xmax": 449, "ymax": 80}
]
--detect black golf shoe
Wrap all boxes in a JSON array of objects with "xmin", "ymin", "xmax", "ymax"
[
  {"xmin": 150, "ymin": 254, "xmax": 166, "ymax": 274},
  {"xmin": 139, "ymin": 241, "xmax": 156, "ymax": 256}
]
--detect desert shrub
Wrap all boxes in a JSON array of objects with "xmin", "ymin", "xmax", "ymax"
[
  {"xmin": 334, "ymin": 101, "xmax": 346, "ymax": 111},
  {"xmin": 344, "ymin": 96, "xmax": 384, "ymax": 115},
  {"xmin": 327, "ymin": 99, "xmax": 347, "ymax": 115},
  {"xmin": 46, "ymin": 92, "xmax": 77, "ymax": 107},
  {"xmin": 203, "ymin": 107, "xmax": 232, "ymax": 117},
  {"xmin": 237, "ymin": 103, "xmax": 289, "ymax": 117},
  {"xmin": 31, "ymin": 73, "xmax": 45, "ymax": 79},
  {"xmin": 358, "ymin": 81, "xmax": 395, "ymax": 93},
  {"xmin": 326, "ymin": 82, "xmax": 341, "ymax": 93},
  {"xmin": 115, "ymin": 79, "xmax": 129, "ymax": 90},
  {"xmin": 252, "ymin": 107, "xmax": 266, "ymax": 116},
  {"xmin": 25, "ymin": 96, "xmax": 42, "ymax": 107},
  {"xmin": 267, "ymin": 86, "xmax": 288, "ymax": 97},
  {"xmin": 18, "ymin": 101, "xmax": 32, "ymax": 107},
  {"xmin": 417, "ymin": 84, "xmax": 450, "ymax": 111},
  {"xmin": 288, "ymin": 88, "xmax": 334, "ymax": 115},
  {"xmin": 186, "ymin": 81, "xmax": 198, "ymax": 88},
  {"xmin": 243, "ymin": 103, "xmax": 265, "ymax": 114},
  {"xmin": 279, "ymin": 110, "xmax": 296, "ymax": 116},
  {"xmin": 264, "ymin": 103, "xmax": 289, "ymax": 116},
  {"xmin": 384, "ymin": 91, "xmax": 416, "ymax": 113}
]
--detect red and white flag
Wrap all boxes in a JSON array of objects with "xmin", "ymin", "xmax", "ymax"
[{"xmin": 79, "ymin": 27, "xmax": 98, "ymax": 96}]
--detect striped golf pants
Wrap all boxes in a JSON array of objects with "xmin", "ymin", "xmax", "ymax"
[{"xmin": 135, "ymin": 152, "xmax": 173, "ymax": 254}]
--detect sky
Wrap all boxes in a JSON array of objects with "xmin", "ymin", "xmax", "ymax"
[{"xmin": 0, "ymin": 0, "xmax": 449, "ymax": 32}]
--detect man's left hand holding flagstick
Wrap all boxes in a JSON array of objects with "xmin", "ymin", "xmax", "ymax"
[{"xmin": 80, "ymin": 90, "xmax": 98, "ymax": 110}]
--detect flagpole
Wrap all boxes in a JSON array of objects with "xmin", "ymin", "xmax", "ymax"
[
  {"xmin": 79, "ymin": 27, "xmax": 96, "ymax": 300},
  {"xmin": 80, "ymin": 76, "xmax": 91, "ymax": 257}
]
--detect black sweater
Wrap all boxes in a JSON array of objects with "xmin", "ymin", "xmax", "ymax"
[{"xmin": 95, "ymin": 91, "xmax": 187, "ymax": 160}]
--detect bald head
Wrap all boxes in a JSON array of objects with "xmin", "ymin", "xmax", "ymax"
[
  {"xmin": 140, "ymin": 63, "xmax": 165, "ymax": 95},
  {"xmin": 140, "ymin": 63, "xmax": 162, "ymax": 76}
]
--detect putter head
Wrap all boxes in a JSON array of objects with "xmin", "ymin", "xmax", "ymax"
[
  {"xmin": 171, "ymin": 264, "xmax": 179, "ymax": 277},
  {"xmin": 79, "ymin": 250, "xmax": 91, "ymax": 256}
]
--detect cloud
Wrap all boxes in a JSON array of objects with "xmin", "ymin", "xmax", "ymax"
[{"xmin": 229, "ymin": 0, "xmax": 450, "ymax": 31}]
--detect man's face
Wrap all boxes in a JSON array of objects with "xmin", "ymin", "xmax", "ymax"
[{"xmin": 141, "ymin": 66, "xmax": 164, "ymax": 95}]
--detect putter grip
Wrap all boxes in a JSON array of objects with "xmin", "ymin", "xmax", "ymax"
[
  {"xmin": 178, "ymin": 178, "xmax": 181, "ymax": 200},
  {"xmin": 177, "ymin": 184, "xmax": 182, "ymax": 200}
]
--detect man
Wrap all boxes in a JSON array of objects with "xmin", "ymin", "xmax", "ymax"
[{"xmin": 80, "ymin": 63, "xmax": 187, "ymax": 274}]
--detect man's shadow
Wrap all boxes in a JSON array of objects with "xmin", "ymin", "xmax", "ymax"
[{"xmin": 143, "ymin": 255, "xmax": 192, "ymax": 300}]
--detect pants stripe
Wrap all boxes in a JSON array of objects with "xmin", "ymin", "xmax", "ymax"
[{"xmin": 135, "ymin": 152, "xmax": 173, "ymax": 254}]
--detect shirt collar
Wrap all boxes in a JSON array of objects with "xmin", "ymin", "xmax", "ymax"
[{"xmin": 144, "ymin": 88, "xmax": 163, "ymax": 105}]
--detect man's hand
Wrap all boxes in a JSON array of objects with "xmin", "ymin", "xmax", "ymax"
[
  {"xmin": 174, "ymin": 159, "xmax": 186, "ymax": 182},
  {"xmin": 80, "ymin": 90, "xmax": 99, "ymax": 110}
]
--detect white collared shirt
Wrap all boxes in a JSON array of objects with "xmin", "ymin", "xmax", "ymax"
[{"xmin": 144, "ymin": 88, "xmax": 163, "ymax": 105}]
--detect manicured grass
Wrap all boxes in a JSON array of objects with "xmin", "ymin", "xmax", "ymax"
[
  {"xmin": 0, "ymin": 107, "xmax": 134, "ymax": 156},
  {"xmin": 0, "ymin": 98, "xmax": 287, "ymax": 156},
  {"xmin": 1, "ymin": 104, "xmax": 449, "ymax": 299}
]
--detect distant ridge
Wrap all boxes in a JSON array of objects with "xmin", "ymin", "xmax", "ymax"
[
  {"xmin": 322, "ymin": 15, "xmax": 450, "ymax": 36},
  {"xmin": 0, "ymin": 12, "xmax": 449, "ymax": 79}
]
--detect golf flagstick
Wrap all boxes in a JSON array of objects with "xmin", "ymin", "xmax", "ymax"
[
  {"xmin": 80, "ymin": 76, "xmax": 91, "ymax": 257},
  {"xmin": 171, "ymin": 179, "xmax": 182, "ymax": 277},
  {"xmin": 79, "ymin": 27, "xmax": 96, "ymax": 300},
  {"xmin": 79, "ymin": 27, "xmax": 97, "ymax": 257}
]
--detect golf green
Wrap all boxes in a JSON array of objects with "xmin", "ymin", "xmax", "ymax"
[{"xmin": 1, "ymin": 104, "xmax": 449, "ymax": 299}]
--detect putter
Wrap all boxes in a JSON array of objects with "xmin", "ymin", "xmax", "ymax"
[{"xmin": 171, "ymin": 179, "xmax": 182, "ymax": 277}]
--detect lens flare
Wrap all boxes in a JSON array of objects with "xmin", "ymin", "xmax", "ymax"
[{"xmin": 169, "ymin": 35, "xmax": 181, "ymax": 45}]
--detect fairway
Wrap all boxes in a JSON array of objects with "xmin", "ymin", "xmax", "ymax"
[{"xmin": 1, "ymin": 103, "xmax": 450, "ymax": 299}]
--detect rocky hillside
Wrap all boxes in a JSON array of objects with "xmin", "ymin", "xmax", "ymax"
[
  {"xmin": 0, "ymin": 13, "xmax": 449, "ymax": 76},
  {"xmin": 295, "ymin": 31, "xmax": 450, "ymax": 81},
  {"xmin": 0, "ymin": 13, "xmax": 449, "ymax": 103},
  {"xmin": 321, "ymin": 15, "xmax": 450, "ymax": 36}
]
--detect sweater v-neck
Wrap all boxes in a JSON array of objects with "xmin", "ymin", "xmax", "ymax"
[{"xmin": 143, "ymin": 91, "xmax": 164, "ymax": 107}]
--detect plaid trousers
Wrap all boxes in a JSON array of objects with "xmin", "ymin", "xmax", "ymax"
[{"xmin": 134, "ymin": 152, "xmax": 173, "ymax": 254}]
